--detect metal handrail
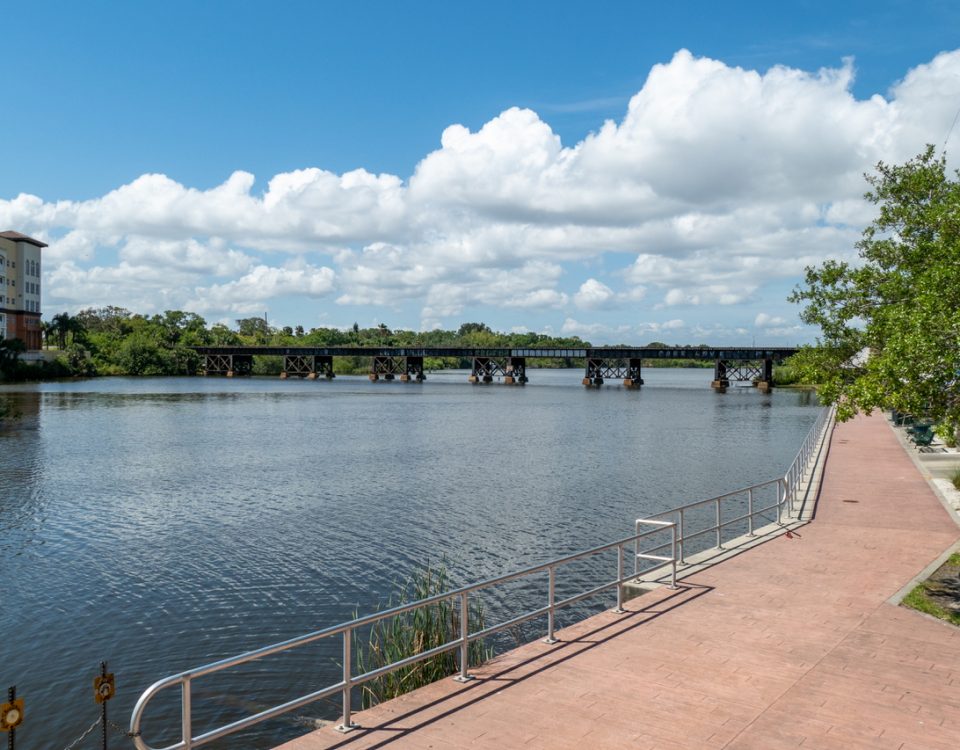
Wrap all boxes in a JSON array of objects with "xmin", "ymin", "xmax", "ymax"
[
  {"xmin": 639, "ymin": 404, "xmax": 834, "ymax": 568},
  {"xmin": 130, "ymin": 405, "xmax": 834, "ymax": 750},
  {"xmin": 130, "ymin": 524, "xmax": 675, "ymax": 749}
]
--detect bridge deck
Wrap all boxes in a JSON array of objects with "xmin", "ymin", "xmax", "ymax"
[{"xmin": 277, "ymin": 414, "xmax": 960, "ymax": 750}]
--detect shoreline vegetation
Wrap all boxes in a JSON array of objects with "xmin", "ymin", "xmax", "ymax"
[
  {"xmin": 0, "ymin": 309, "xmax": 771, "ymax": 382},
  {"xmin": 355, "ymin": 562, "xmax": 491, "ymax": 709}
]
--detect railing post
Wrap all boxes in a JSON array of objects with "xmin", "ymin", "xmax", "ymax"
[
  {"xmin": 454, "ymin": 592, "xmax": 473, "ymax": 682},
  {"xmin": 335, "ymin": 629, "xmax": 356, "ymax": 732},
  {"xmin": 777, "ymin": 479, "xmax": 784, "ymax": 525},
  {"xmin": 634, "ymin": 520, "xmax": 640, "ymax": 577},
  {"xmin": 715, "ymin": 498, "xmax": 722, "ymax": 549},
  {"xmin": 670, "ymin": 524, "xmax": 678, "ymax": 589},
  {"xmin": 614, "ymin": 544, "xmax": 625, "ymax": 613},
  {"xmin": 543, "ymin": 566, "xmax": 557, "ymax": 644},
  {"xmin": 747, "ymin": 488, "xmax": 754, "ymax": 536},
  {"xmin": 182, "ymin": 677, "xmax": 192, "ymax": 750},
  {"xmin": 678, "ymin": 509, "xmax": 685, "ymax": 564}
]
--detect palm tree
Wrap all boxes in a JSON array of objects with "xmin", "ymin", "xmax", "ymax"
[
  {"xmin": 49, "ymin": 312, "xmax": 85, "ymax": 350},
  {"xmin": 50, "ymin": 312, "xmax": 70, "ymax": 349}
]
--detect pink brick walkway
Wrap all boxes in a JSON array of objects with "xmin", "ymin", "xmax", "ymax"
[{"xmin": 278, "ymin": 414, "xmax": 960, "ymax": 750}]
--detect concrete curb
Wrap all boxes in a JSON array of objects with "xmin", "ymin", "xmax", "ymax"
[{"xmin": 885, "ymin": 416, "xmax": 960, "ymax": 605}]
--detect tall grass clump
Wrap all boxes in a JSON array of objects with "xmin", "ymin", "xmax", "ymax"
[
  {"xmin": 772, "ymin": 364, "xmax": 804, "ymax": 386},
  {"xmin": 951, "ymin": 467, "xmax": 960, "ymax": 492},
  {"xmin": 354, "ymin": 562, "xmax": 491, "ymax": 709}
]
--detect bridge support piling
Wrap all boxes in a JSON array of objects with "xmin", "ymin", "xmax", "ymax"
[
  {"xmin": 585, "ymin": 358, "xmax": 641, "ymax": 387},
  {"xmin": 469, "ymin": 357, "xmax": 498, "ymax": 384},
  {"xmin": 372, "ymin": 356, "xmax": 421, "ymax": 382},
  {"xmin": 318, "ymin": 355, "xmax": 335, "ymax": 379},
  {"xmin": 712, "ymin": 359, "xmax": 730, "ymax": 391},
  {"xmin": 205, "ymin": 353, "xmax": 252, "ymax": 377},
  {"xmin": 583, "ymin": 358, "xmax": 604, "ymax": 387},
  {"xmin": 371, "ymin": 355, "xmax": 397, "ymax": 381},
  {"xmin": 400, "ymin": 356, "xmax": 425, "ymax": 382},
  {"xmin": 756, "ymin": 357, "xmax": 774, "ymax": 392},
  {"xmin": 504, "ymin": 357, "xmax": 527, "ymax": 385},
  {"xmin": 282, "ymin": 354, "xmax": 335, "ymax": 379},
  {"xmin": 623, "ymin": 358, "xmax": 644, "ymax": 389}
]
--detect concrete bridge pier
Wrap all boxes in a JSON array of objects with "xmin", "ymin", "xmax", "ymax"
[{"xmin": 503, "ymin": 357, "xmax": 527, "ymax": 385}]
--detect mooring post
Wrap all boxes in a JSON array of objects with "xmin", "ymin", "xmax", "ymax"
[
  {"xmin": 7, "ymin": 685, "xmax": 15, "ymax": 750},
  {"xmin": 100, "ymin": 661, "xmax": 107, "ymax": 750}
]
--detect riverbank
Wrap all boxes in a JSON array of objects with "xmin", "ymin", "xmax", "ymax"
[{"xmin": 277, "ymin": 412, "xmax": 960, "ymax": 750}]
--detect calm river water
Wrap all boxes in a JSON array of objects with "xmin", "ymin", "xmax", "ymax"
[{"xmin": 1, "ymin": 369, "xmax": 818, "ymax": 748}]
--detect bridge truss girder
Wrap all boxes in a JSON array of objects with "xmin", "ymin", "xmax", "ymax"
[
  {"xmin": 282, "ymin": 355, "xmax": 335, "ymax": 379},
  {"xmin": 203, "ymin": 353, "xmax": 252, "ymax": 377},
  {"xmin": 369, "ymin": 356, "xmax": 425, "ymax": 382},
  {"xmin": 712, "ymin": 358, "xmax": 774, "ymax": 391}
]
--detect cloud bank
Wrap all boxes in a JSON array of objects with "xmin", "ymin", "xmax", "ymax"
[{"xmin": 4, "ymin": 48, "xmax": 960, "ymax": 340}]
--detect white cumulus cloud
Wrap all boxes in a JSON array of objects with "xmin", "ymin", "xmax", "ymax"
[{"xmin": 3, "ymin": 48, "xmax": 960, "ymax": 332}]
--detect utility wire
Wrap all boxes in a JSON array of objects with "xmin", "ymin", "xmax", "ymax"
[{"xmin": 943, "ymin": 100, "xmax": 960, "ymax": 152}]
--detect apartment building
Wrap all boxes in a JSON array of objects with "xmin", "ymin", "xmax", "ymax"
[{"xmin": 0, "ymin": 230, "xmax": 47, "ymax": 350}]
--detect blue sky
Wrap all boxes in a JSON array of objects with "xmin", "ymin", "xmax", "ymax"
[{"xmin": 2, "ymin": 1, "xmax": 959, "ymax": 343}]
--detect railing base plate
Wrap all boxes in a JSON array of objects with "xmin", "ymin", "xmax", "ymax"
[
  {"xmin": 334, "ymin": 722, "xmax": 358, "ymax": 733},
  {"xmin": 542, "ymin": 637, "xmax": 558, "ymax": 644},
  {"xmin": 452, "ymin": 674, "xmax": 475, "ymax": 683}
]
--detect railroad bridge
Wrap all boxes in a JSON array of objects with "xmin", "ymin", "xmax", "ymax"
[{"xmin": 193, "ymin": 346, "xmax": 798, "ymax": 391}]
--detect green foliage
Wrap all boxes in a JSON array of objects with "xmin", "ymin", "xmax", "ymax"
[
  {"xmin": 354, "ymin": 562, "xmax": 491, "ymax": 709},
  {"xmin": 936, "ymin": 422, "xmax": 959, "ymax": 448},
  {"xmin": 0, "ymin": 338, "xmax": 26, "ymax": 379},
  {"xmin": 789, "ymin": 147, "xmax": 960, "ymax": 422},
  {"xmin": 772, "ymin": 363, "xmax": 801, "ymax": 386},
  {"xmin": 952, "ymin": 468, "xmax": 960, "ymax": 492},
  {"xmin": 902, "ymin": 553, "xmax": 960, "ymax": 628},
  {"xmin": 902, "ymin": 584, "xmax": 960, "ymax": 625}
]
